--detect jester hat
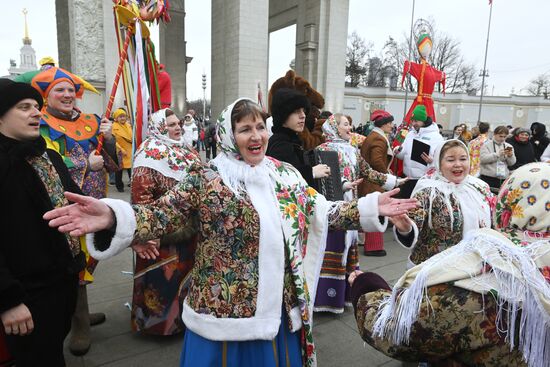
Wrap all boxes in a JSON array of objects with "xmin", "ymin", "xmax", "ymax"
[{"xmin": 31, "ymin": 67, "xmax": 86, "ymax": 100}]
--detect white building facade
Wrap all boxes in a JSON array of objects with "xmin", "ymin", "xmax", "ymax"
[{"xmin": 344, "ymin": 86, "xmax": 550, "ymax": 130}]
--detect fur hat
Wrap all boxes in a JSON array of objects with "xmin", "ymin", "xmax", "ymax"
[
  {"xmin": 0, "ymin": 78, "xmax": 43, "ymax": 117},
  {"xmin": 271, "ymin": 88, "xmax": 311, "ymax": 129}
]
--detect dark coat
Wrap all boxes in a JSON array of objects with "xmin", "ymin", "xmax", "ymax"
[
  {"xmin": 267, "ymin": 126, "xmax": 314, "ymax": 185},
  {"xmin": 358, "ymin": 130, "xmax": 392, "ymax": 197},
  {"xmin": 506, "ymin": 137, "xmax": 537, "ymax": 171},
  {"xmin": 0, "ymin": 134, "xmax": 84, "ymax": 314},
  {"xmin": 530, "ymin": 122, "xmax": 550, "ymax": 161}
]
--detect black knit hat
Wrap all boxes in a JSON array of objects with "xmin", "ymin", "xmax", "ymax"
[
  {"xmin": 0, "ymin": 78, "xmax": 43, "ymax": 117},
  {"xmin": 271, "ymin": 88, "xmax": 311, "ymax": 129}
]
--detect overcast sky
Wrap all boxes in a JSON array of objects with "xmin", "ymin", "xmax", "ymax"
[{"xmin": 3, "ymin": 0, "xmax": 550, "ymax": 101}]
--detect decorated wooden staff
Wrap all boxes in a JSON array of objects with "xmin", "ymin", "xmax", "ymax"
[{"xmin": 96, "ymin": 4, "xmax": 151, "ymax": 154}]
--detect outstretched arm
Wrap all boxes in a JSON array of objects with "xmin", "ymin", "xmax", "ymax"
[
  {"xmin": 45, "ymin": 171, "xmax": 203, "ymax": 260},
  {"xmin": 43, "ymin": 192, "xmax": 115, "ymax": 236},
  {"xmin": 326, "ymin": 188, "xmax": 418, "ymax": 233}
]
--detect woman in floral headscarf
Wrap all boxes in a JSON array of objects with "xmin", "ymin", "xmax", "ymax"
[
  {"xmin": 349, "ymin": 162, "xmax": 550, "ymax": 367},
  {"xmin": 43, "ymin": 99, "xmax": 418, "ymax": 367},
  {"xmin": 313, "ymin": 114, "xmax": 397, "ymax": 314},
  {"xmin": 392, "ymin": 139, "xmax": 493, "ymax": 267},
  {"xmin": 130, "ymin": 109, "xmax": 201, "ymax": 335}
]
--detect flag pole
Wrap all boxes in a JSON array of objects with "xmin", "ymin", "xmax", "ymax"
[
  {"xmin": 477, "ymin": 1, "xmax": 493, "ymax": 123},
  {"xmin": 402, "ymin": 0, "xmax": 416, "ymax": 119}
]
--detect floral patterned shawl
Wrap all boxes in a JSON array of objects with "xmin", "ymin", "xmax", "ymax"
[
  {"xmin": 373, "ymin": 163, "xmax": 550, "ymax": 367},
  {"xmin": 210, "ymin": 98, "xmax": 332, "ymax": 366},
  {"xmin": 412, "ymin": 139, "xmax": 492, "ymax": 234},
  {"xmin": 133, "ymin": 109, "xmax": 200, "ymax": 181}
]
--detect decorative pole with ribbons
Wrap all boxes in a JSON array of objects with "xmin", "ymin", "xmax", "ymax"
[
  {"xmin": 95, "ymin": 24, "xmax": 134, "ymax": 155},
  {"xmin": 95, "ymin": 3, "xmax": 152, "ymax": 155}
]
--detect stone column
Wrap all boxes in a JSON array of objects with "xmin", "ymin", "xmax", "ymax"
[
  {"xmin": 211, "ymin": 0, "xmax": 269, "ymax": 119},
  {"xmin": 295, "ymin": 0, "xmax": 349, "ymax": 113},
  {"xmin": 55, "ymin": 0, "xmax": 111, "ymax": 113},
  {"xmin": 159, "ymin": 0, "xmax": 188, "ymax": 117}
]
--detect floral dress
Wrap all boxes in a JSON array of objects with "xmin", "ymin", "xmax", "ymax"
[
  {"xmin": 312, "ymin": 115, "xmax": 396, "ymax": 313},
  {"xmin": 314, "ymin": 133, "xmax": 390, "ymax": 313},
  {"xmin": 130, "ymin": 167, "xmax": 198, "ymax": 335}
]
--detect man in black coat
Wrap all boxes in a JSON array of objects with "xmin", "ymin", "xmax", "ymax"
[{"xmin": 0, "ymin": 79, "xmax": 85, "ymax": 366}]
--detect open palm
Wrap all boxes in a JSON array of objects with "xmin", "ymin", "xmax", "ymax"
[
  {"xmin": 43, "ymin": 192, "xmax": 115, "ymax": 236},
  {"xmin": 377, "ymin": 188, "xmax": 418, "ymax": 217}
]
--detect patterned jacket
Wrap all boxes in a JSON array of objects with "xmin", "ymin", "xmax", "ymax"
[
  {"xmin": 395, "ymin": 182, "xmax": 491, "ymax": 266},
  {"xmin": 88, "ymin": 159, "xmax": 388, "ymax": 346}
]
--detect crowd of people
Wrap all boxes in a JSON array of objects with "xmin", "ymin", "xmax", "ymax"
[{"xmin": 1, "ymin": 61, "xmax": 550, "ymax": 367}]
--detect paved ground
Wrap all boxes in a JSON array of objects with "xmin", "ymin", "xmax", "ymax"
[{"xmin": 65, "ymin": 174, "xmax": 414, "ymax": 367}]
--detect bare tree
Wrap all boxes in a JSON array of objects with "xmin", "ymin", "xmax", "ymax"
[
  {"xmin": 525, "ymin": 74, "xmax": 550, "ymax": 98},
  {"xmin": 346, "ymin": 31, "xmax": 371, "ymax": 87},
  {"xmin": 381, "ymin": 36, "xmax": 410, "ymax": 90}
]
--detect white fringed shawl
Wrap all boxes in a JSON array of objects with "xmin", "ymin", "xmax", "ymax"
[{"xmin": 373, "ymin": 228, "xmax": 550, "ymax": 367}]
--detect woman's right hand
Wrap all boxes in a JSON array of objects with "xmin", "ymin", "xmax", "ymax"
[
  {"xmin": 132, "ymin": 240, "xmax": 160, "ymax": 260},
  {"xmin": 389, "ymin": 214, "xmax": 413, "ymax": 234},
  {"xmin": 43, "ymin": 192, "xmax": 115, "ymax": 236},
  {"xmin": 313, "ymin": 164, "xmax": 331, "ymax": 179}
]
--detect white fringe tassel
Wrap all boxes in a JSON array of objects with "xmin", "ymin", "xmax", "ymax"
[{"xmin": 372, "ymin": 232, "xmax": 550, "ymax": 367}]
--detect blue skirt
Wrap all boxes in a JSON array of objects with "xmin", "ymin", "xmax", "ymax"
[{"xmin": 180, "ymin": 313, "xmax": 302, "ymax": 367}]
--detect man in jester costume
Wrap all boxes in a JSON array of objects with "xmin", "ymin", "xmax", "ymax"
[
  {"xmin": 31, "ymin": 67, "xmax": 118, "ymax": 355},
  {"xmin": 392, "ymin": 33, "xmax": 445, "ymax": 178}
]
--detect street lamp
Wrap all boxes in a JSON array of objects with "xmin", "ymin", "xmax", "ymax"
[{"xmin": 202, "ymin": 73, "xmax": 207, "ymax": 121}]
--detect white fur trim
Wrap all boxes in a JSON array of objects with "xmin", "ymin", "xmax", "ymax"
[
  {"xmin": 86, "ymin": 198, "xmax": 136, "ymax": 260},
  {"xmin": 289, "ymin": 306, "xmax": 303, "ymax": 332},
  {"xmin": 301, "ymin": 196, "xmax": 331, "ymax": 326},
  {"xmin": 382, "ymin": 173, "xmax": 397, "ymax": 190},
  {"xmin": 393, "ymin": 221, "xmax": 419, "ymax": 251},
  {"xmin": 358, "ymin": 193, "xmax": 388, "ymax": 233},
  {"xmin": 181, "ymin": 301, "xmax": 281, "ymax": 341},
  {"xmin": 247, "ymin": 174, "xmax": 285, "ymax": 335}
]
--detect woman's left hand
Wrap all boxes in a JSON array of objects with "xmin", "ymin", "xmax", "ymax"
[{"xmin": 377, "ymin": 188, "xmax": 418, "ymax": 217}]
